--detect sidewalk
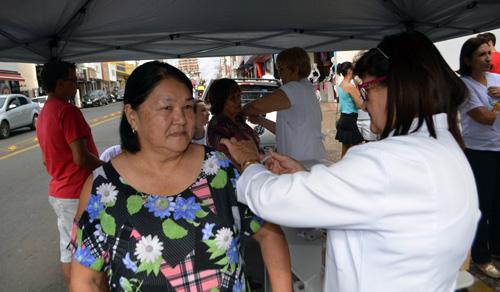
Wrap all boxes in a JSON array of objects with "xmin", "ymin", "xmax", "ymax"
[{"xmin": 319, "ymin": 101, "xmax": 342, "ymax": 163}]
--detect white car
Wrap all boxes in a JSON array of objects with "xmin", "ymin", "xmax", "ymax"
[
  {"xmin": 0, "ymin": 94, "xmax": 40, "ymax": 138},
  {"xmin": 31, "ymin": 96, "xmax": 47, "ymax": 109},
  {"xmin": 202, "ymin": 78, "xmax": 281, "ymax": 152}
]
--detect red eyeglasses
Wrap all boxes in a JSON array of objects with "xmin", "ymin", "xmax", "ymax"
[{"xmin": 357, "ymin": 76, "xmax": 387, "ymax": 101}]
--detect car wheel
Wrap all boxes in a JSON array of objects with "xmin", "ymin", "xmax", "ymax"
[
  {"xmin": 30, "ymin": 114, "xmax": 38, "ymax": 130},
  {"xmin": 0, "ymin": 120, "xmax": 10, "ymax": 139}
]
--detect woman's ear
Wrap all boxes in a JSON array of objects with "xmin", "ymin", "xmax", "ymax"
[
  {"xmin": 124, "ymin": 104, "xmax": 137, "ymax": 130},
  {"xmin": 464, "ymin": 57, "xmax": 470, "ymax": 67}
]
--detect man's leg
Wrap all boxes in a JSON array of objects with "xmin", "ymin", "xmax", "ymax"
[
  {"xmin": 62, "ymin": 262, "xmax": 71, "ymax": 286},
  {"xmin": 48, "ymin": 197, "xmax": 79, "ymax": 288}
]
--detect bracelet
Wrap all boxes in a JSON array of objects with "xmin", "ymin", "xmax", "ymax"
[{"xmin": 241, "ymin": 159, "xmax": 262, "ymax": 171}]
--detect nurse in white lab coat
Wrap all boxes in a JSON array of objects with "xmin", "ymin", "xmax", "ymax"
[{"xmin": 221, "ymin": 31, "xmax": 480, "ymax": 292}]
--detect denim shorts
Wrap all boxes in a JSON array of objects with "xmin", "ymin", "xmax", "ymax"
[{"xmin": 48, "ymin": 196, "xmax": 79, "ymax": 263}]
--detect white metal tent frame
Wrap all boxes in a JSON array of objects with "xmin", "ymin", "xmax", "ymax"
[{"xmin": 1, "ymin": 0, "xmax": 499, "ymax": 63}]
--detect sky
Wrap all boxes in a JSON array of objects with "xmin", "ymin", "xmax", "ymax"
[{"xmin": 198, "ymin": 57, "xmax": 220, "ymax": 81}]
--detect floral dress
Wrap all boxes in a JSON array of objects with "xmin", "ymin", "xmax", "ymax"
[{"xmin": 70, "ymin": 147, "xmax": 263, "ymax": 292}]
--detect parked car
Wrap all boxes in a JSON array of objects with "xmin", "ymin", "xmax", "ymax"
[
  {"xmin": 116, "ymin": 88, "xmax": 125, "ymax": 101},
  {"xmin": 82, "ymin": 90, "xmax": 108, "ymax": 107},
  {"xmin": 31, "ymin": 96, "xmax": 47, "ymax": 109},
  {"xmin": 201, "ymin": 78, "xmax": 281, "ymax": 151},
  {"xmin": 0, "ymin": 94, "xmax": 40, "ymax": 138}
]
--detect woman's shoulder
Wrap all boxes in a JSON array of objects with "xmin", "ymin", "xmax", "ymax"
[
  {"xmin": 460, "ymin": 75, "xmax": 474, "ymax": 84},
  {"xmin": 208, "ymin": 114, "xmax": 229, "ymax": 124},
  {"xmin": 341, "ymin": 82, "xmax": 355, "ymax": 90}
]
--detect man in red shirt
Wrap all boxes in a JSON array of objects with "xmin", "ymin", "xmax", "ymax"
[
  {"xmin": 37, "ymin": 61, "xmax": 104, "ymax": 288},
  {"xmin": 478, "ymin": 32, "xmax": 500, "ymax": 74}
]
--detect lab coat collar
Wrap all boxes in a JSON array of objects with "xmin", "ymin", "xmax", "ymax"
[{"xmin": 388, "ymin": 113, "xmax": 448, "ymax": 137}]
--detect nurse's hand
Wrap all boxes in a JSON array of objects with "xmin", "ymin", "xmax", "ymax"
[{"xmin": 264, "ymin": 148, "xmax": 308, "ymax": 175}]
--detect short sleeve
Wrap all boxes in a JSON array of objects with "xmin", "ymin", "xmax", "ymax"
[
  {"xmin": 69, "ymin": 194, "xmax": 109, "ymax": 272},
  {"xmin": 280, "ymin": 82, "xmax": 299, "ymax": 107},
  {"xmin": 461, "ymin": 77, "xmax": 488, "ymax": 113},
  {"xmin": 60, "ymin": 105, "xmax": 92, "ymax": 145}
]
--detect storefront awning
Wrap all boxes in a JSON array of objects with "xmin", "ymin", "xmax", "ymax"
[
  {"xmin": 245, "ymin": 55, "xmax": 272, "ymax": 65},
  {"xmin": 0, "ymin": 72, "xmax": 25, "ymax": 82}
]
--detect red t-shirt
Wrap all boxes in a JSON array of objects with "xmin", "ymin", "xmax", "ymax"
[
  {"xmin": 490, "ymin": 51, "xmax": 500, "ymax": 74},
  {"xmin": 36, "ymin": 98, "xmax": 99, "ymax": 199}
]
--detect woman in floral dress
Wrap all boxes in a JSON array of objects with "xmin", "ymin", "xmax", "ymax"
[{"xmin": 69, "ymin": 61, "xmax": 292, "ymax": 292}]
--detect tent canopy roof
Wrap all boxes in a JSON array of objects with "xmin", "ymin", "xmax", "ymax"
[{"xmin": 1, "ymin": 0, "xmax": 499, "ymax": 63}]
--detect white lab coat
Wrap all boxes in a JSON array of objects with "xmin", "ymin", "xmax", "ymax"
[{"xmin": 237, "ymin": 114, "xmax": 480, "ymax": 292}]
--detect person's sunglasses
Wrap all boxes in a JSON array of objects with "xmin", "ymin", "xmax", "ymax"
[{"xmin": 357, "ymin": 76, "xmax": 387, "ymax": 101}]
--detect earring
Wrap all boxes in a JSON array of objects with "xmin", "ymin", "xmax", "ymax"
[{"xmin": 132, "ymin": 129, "xmax": 136, "ymax": 134}]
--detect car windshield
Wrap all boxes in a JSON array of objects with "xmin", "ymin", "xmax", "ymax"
[
  {"xmin": 0, "ymin": 97, "xmax": 5, "ymax": 108},
  {"xmin": 87, "ymin": 91, "xmax": 100, "ymax": 97},
  {"xmin": 239, "ymin": 84, "xmax": 279, "ymax": 104}
]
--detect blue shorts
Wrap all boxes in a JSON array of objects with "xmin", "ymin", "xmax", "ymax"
[{"xmin": 48, "ymin": 196, "xmax": 79, "ymax": 263}]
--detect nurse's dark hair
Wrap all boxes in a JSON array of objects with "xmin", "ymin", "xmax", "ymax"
[
  {"xmin": 354, "ymin": 30, "xmax": 466, "ymax": 148},
  {"xmin": 119, "ymin": 61, "xmax": 193, "ymax": 153}
]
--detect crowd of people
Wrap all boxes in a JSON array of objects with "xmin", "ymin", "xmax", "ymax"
[{"xmin": 36, "ymin": 30, "xmax": 499, "ymax": 292}]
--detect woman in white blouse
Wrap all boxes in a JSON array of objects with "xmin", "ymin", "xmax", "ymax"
[
  {"xmin": 458, "ymin": 37, "xmax": 500, "ymax": 278},
  {"xmin": 221, "ymin": 31, "xmax": 480, "ymax": 292}
]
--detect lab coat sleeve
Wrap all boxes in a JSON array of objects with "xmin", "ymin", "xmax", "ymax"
[{"xmin": 236, "ymin": 146, "xmax": 389, "ymax": 230}]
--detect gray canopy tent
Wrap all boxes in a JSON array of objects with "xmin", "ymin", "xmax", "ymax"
[{"xmin": 1, "ymin": 0, "xmax": 499, "ymax": 63}]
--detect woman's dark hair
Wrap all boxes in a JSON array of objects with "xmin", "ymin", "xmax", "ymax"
[
  {"xmin": 194, "ymin": 99, "xmax": 206, "ymax": 113},
  {"xmin": 354, "ymin": 30, "xmax": 467, "ymax": 148},
  {"xmin": 40, "ymin": 61, "xmax": 76, "ymax": 93},
  {"xmin": 337, "ymin": 61, "xmax": 354, "ymax": 77},
  {"xmin": 120, "ymin": 61, "xmax": 193, "ymax": 153},
  {"xmin": 458, "ymin": 37, "xmax": 490, "ymax": 76},
  {"xmin": 206, "ymin": 78, "xmax": 240, "ymax": 115}
]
